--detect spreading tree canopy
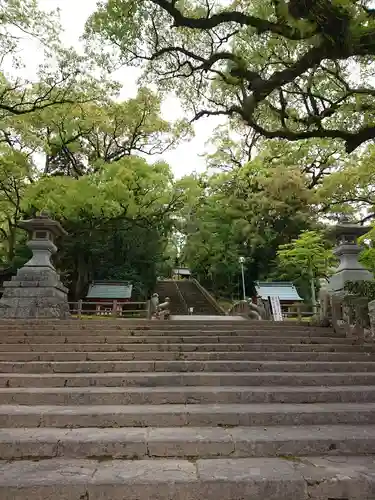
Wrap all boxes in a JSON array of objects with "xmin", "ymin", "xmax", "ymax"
[
  {"xmin": 0, "ymin": 0, "xmax": 112, "ymax": 123},
  {"xmin": 87, "ymin": 0, "xmax": 375, "ymax": 152},
  {"xmin": 0, "ymin": 2, "xmax": 190, "ymax": 297},
  {"xmin": 179, "ymin": 158, "xmax": 313, "ymax": 297}
]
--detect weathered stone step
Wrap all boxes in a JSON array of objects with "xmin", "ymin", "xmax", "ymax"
[
  {"xmin": 0, "ymin": 342, "xmax": 373, "ymax": 353},
  {"xmin": 1, "ymin": 425, "xmax": 375, "ymax": 460},
  {"xmin": 0, "ymin": 456, "xmax": 373, "ymax": 500},
  {"xmin": 0, "ymin": 319, "xmax": 333, "ymax": 330},
  {"xmin": 1, "ymin": 403, "xmax": 375, "ymax": 427},
  {"xmin": 1, "ymin": 360, "xmax": 374, "ymax": 373},
  {"xmin": 0, "ymin": 335, "xmax": 352, "ymax": 344},
  {"xmin": 2, "ymin": 385, "xmax": 375, "ymax": 405},
  {"xmin": 2, "ymin": 371, "xmax": 375, "ymax": 388},
  {"xmin": 0, "ymin": 328, "xmax": 343, "ymax": 337},
  {"xmin": 0, "ymin": 351, "xmax": 373, "ymax": 362}
]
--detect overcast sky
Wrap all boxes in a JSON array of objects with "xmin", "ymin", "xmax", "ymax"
[{"xmin": 31, "ymin": 0, "xmax": 221, "ymax": 178}]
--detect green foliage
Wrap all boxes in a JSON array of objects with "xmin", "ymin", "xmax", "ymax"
[
  {"xmin": 0, "ymin": 0, "xmax": 60, "ymax": 63},
  {"xmin": 86, "ymin": 0, "xmax": 375, "ymax": 152},
  {"xmin": 0, "ymin": 146, "xmax": 35, "ymax": 263},
  {"xmin": 275, "ymin": 230, "xmax": 335, "ymax": 300},
  {"xmin": 55, "ymin": 218, "xmax": 167, "ymax": 300},
  {"xmin": 318, "ymin": 144, "xmax": 375, "ymax": 218},
  {"xmin": 23, "ymin": 157, "xmax": 176, "ymax": 219},
  {"xmin": 276, "ymin": 230, "xmax": 334, "ymax": 280},
  {"xmin": 277, "ymin": 230, "xmax": 335, "ymax": 280},
  {"xmin": 180, "ymin": 159, "xmax": 313, "ymax": 298},
  {"xmin": 0, "ymin": 3, "xmax": 190, "ymax": 298},
  {"xmin": 359, "ymin": 243, "xmax": 375, "ymax": 275},
  {"xmin": 17, "ymin": 87, "xmax": 191, "ymax": 176},
  {"xmin": 344, "ymin": 281, "xmax": 375, "ymax": 301},
  {"xmin": 3, "ymin": 0, "xmax": 375, "ymax": 308},
  {"xmin": 20, "ymin": 156, "xmax": 182, "ymax": 298},
  {"xmin": 0, "ymin": 0, "xmax": 116, "ymax": 130}
]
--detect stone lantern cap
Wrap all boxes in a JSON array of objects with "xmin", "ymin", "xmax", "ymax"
[
  {"xmin": 326, "ymin": 215, "xmax": 369, "ymax": 242},
  {"xmin": 18, "ymin": 211, "xmax": 68, "ymax": 238}
]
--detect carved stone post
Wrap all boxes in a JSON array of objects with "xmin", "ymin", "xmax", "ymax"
[{"xmin": 0, "ymin": 212, "xmax": 70, "ymax": 318}]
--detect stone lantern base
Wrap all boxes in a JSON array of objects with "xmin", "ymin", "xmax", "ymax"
[
  {"xmin": 0, "ymin": 266, "xmax": 70, "ymax": 319},
  {"xmin": 0, "ymin": 212, "xmax": 70, "ymax": 319}
]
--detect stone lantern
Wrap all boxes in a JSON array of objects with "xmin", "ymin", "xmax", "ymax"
[
  {"xmin": 0, "ymin": 212, "xmax": 70, "ymax": 318},
  {"xmin": 327, "ymin": 215, "xmax": 373, "ymax": 294}
]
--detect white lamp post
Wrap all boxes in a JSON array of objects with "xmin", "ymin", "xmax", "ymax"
[{"xmin": 239, "ymin": 256, "xmax": 246, "ymax": 300}]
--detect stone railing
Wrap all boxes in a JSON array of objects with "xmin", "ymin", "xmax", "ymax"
[
  {"xmin": 228, "ymin": 300, "xmax": 267, "ymax": 320},
  {"xmin": 330, "ymin": 295, "xmax": 375, "ymax": 343}
]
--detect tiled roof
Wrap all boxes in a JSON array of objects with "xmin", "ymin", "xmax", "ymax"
[
  {"xmin": 86, "ymin": 281, "xmax": 133, "ymax": 299},
  {"xmin": 255, "ymin": 281, "xmax": 303, "ymax": 301}
]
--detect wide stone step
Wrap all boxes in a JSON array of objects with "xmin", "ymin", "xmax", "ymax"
[
  {"xmin": 2, "ymin": 385, "xmax": 375, "ymax": 405},
  {"xmin": 0, "ymin": 456, "xmax": 373, "ymax": 500},
  {"xmin": 1, "ymin": 425, "xmax": 375, "ymax": 460},
  {"xmin": 0, "ymin": 328, "xmax": 344, "ymax": 337},
  {"xmin": 0, "ymin": 351, "xmax": 374, "ymax": 362},
  {"xmin": 0, "ymin": 319, "xmax": 333, "ymax": 330},
  {"xmin": 1, "ymin": 403, "xmax": 374, "ymax": 427},
  {"xmin": 0, "ymin": 335, "xmax": 352, "ymax": 344},
  {"xmin": 2, "ymin": 371, "xmax": 375, "ymax": 387},
  {"xmin": 0, "ymin": 342, "xmax": 373, "ymax": 353},
  {"xmin": 1, "ymin": 360, "xmax": 374, "ymax": 373}
]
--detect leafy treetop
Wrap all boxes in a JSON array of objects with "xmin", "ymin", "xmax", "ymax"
[
  {"xmin": 276, "ymin": 229, "xmax": 335, "ymax": 281},
  {"xmin": 0, "ymin": 0, "xmax": 114, "ymax": 123},
  {"xmin": 86, "ymin": 0, "xmax": 375, "ymax": 152}
]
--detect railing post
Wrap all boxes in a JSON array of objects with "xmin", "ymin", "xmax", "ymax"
[
  {"xmin": 146, "ymin": 300, "xmax": 151, "ymax": 319},
  {"xmin": 297, "ymin": 303, "xmax": 302, "ymax": 323},
  {"xmin": 112, "ymin": 299, "xmax": 118, "ymax": 317},
  {"xmin": 77, "ymin": 299, "xmax": 82, "ymax": 319}
]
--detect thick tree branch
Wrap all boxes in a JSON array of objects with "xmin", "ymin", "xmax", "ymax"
[
  {"xmin": 149, "ymin": 0, "xmax": 311, "ymax": 40},
  {"xmin": 92, "ymin": 0, "xmax": 375, "ymax": 151}
]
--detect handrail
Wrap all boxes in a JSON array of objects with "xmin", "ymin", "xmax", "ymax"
[
  {"xmin": 191, "ymin": 278, "xmax": 226, "ymax": 315},
  {"xmin": 174, "ymin": 281, "xmax": 189, "ymax": 314}
]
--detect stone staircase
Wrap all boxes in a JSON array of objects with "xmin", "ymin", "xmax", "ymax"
[
  {"xmin": 177, "ymin": 279, "xmax": 223, "ymax": 315},
  {"xmin": 155, "ymin": 279, "xmax": 223, "ymax": 316},
  {"xmin": 0, "ymin": 319, "xmax": 375, "ymax": 499},
  {"xmin": 154, "ymin": 280, "xmax": 187, "ymax": 314}
]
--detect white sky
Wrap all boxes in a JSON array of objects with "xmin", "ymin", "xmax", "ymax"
[{"xmin": 30, "ymin": 0, "xmax": 222, "ymax": 178}]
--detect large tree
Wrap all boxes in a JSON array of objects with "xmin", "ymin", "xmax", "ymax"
[
  {"xmin": 86, "ymin": 0, "xmax": 375, "ymax": 152},
  {"xmin": 22, "ymin": 156, "xmax": 184, "ymax": 299},
  {"xmin": 275, "ymin": 229, "xmax": 335, "ymax": 305},
  {"xmin": 0, "ymin": 146, "xmax": 33, "ymax": 263},
  {"xmin": 180, "ymin": 159, "xmax": 313, "ymax": 297},
  {"xmin": 318, "ymin": 142, "xmax": 375, "ymax": 219},
  {"xmin": 0, "ymin": 0, "xmax": 112, "ymax": 127},
  {"xmin": 12, "ymin": 87, "xmax": 190, "ymax": 177},
  {"xmin": 207, "ymin": 123, "xmax": 347, "ymax": 189}
]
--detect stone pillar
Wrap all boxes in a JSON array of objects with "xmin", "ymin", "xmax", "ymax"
[
  {"xmin": 328, "ymin": 216, "xmax": 373, "ymax": 294},
  {"xmin": 0, "ymin": 212, "xmax": 70, "ymax": 318}
]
